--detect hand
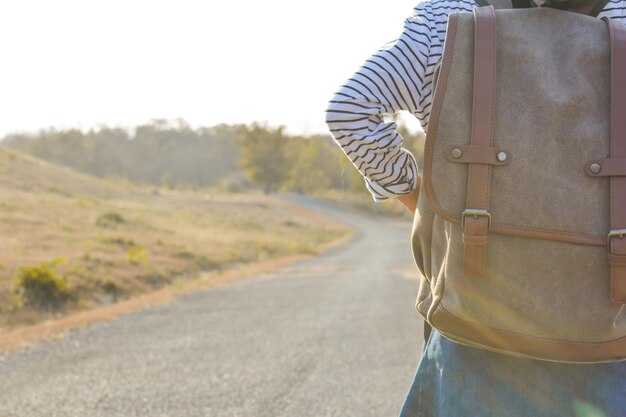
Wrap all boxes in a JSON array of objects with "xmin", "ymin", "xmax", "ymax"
[{"xmin": 397, "ymin": 175, "xmax": 421, "ymax": 214}]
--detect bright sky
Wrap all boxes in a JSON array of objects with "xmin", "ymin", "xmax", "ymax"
[{"xmin": 0, "ymin": 0, "xmax": 424, "ymax": 138}]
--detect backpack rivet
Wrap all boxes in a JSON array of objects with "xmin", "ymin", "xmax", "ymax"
[
  {"xmin": 452, "ymin": 148, "xmax": 462, "ymax": 159},
  {"xmin": 590, "ymin": 163, "xmax": 601, "ymax": 174},
  {"xmin": 497, "ymin": 151, "xmax": 507, "ymax": 162}
]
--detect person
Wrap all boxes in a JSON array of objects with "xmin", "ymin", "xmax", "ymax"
[{"xmin": 324, "ymin": 1, "xmax": 626, "ymax": 416}]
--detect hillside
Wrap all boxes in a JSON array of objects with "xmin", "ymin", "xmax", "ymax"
[
  {"xmin": 2, "ymin": 123, "xmax": 241, "ymax": 188},
  {"xmin": 0, "ymin": 146, "xmax": 351, "ymax": 330}
]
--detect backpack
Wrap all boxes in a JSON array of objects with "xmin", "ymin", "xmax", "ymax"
[{"xmin": 412, "ymin": 0, "xmax": 626, "ymax": 363}]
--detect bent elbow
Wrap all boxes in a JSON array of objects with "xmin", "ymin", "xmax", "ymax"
[{"xmin": 324, "ymin": 94, "xmax": 346, "ymax": 136}]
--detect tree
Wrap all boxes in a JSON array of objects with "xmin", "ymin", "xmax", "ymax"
[
  {"xmin": 233, "ymin": 123, "xmax": 291, "ymax": 194},
  {"xmin": 282, "ymin": 136, "xmax": 335, "ymax": 194}
]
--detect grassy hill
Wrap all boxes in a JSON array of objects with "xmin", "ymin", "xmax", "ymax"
[{"xmin": 0, "ymin": 146, "xmax": 352, "ymax": 331}]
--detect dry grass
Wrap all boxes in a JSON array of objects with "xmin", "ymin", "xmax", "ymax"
[
  {"xmin": 0, "ymin": 146, "xmax": 353, "ymax": 341},
  {"xmin": 0, "ymin": 226, "xmax": 353, "ymax": 354}
]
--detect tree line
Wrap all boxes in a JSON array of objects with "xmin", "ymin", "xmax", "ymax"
[{"xmin": 1, "ymin": 117, "xmax": 425, "ymax": 197}]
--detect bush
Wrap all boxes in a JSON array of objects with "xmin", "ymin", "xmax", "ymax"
[
  {"xmin": 96, "ymin": 211, "xmax": 126, "ymax": 228},
  {"xmin": 100, "ymin": 279, "xmax": 120, "ymax": 302},
  {"xmin": 209, "ymin": 173, "xmax": 250, "ymax": 194},
  {"xmin": 101, "ymin": 236, "xmax": 136, "ymax": 247},
  {"xmin": 173, "ymin": 250, "xmax": 195, "ymax": 259},
  {"xmin": 127, "ymin": 246, "xmax": 149, "ymax": 264},
  {"xmin": 101, "ymin": 279, "xmax": 118, "ymax": 294},
  {"xmin": 12, "ymin": 261, "xmax": 73, "ymax": 312}
]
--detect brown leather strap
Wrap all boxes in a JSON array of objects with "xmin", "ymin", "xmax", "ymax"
[
  {"xmin": 584, "ymin": 158, "xmax": 626, "ymax": 176},
  {"xmin": 446, "ymin": 145, "xmax": 511, "ymax": 166},
  {"xmin": 601, "ymin": 16, "xmax": 626, "ymax": 304},
  {"xmin": 431, "ymin": 303, "xmax": 626, "ymax": 363},
  {"xmin": 462, "ymin": 5, "xmax": 497, "ymax": 278}
]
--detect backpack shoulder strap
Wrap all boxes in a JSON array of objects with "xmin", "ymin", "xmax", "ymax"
[
  {"xmin": 475, "ymin": 0, "xmax": 535, "ymax": 8},
  {"xmin": 474, "ymin": 0, "xmax": 512, "ymax": 8}
]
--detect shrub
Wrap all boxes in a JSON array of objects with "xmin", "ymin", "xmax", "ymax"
[
  {"xmin": 101, "ymin": 236, "xmax": 136, "ymax": 247},
  {"xmin": 127, "ymin": 246, "xmax": 149, "ymax": 264},
  {"xmin": 99, "ymin": 279, "xmax": 120, "ymax": 303},
  {"xmin": 173, "ymin": 250, "xmax": 195, "ymax": 259},
  {"xmin": 96, "ymin": 211, "xmax": 125, "ymax": 228},
  {"xmin": 101, "ymin": 279, "xmax": 118, "ymax": 294},
  {"xmin": 47, "ymin": 184, "xmax": 64, "ymax": 194},
  {"xmin": 12, "ymin": 261, "xmax": 73, "ymax": 311}
]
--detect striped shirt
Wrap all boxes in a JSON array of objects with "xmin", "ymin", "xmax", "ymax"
[{"xmin": 325, "ymin": 0, "xmax": 626, "ymax": 202}]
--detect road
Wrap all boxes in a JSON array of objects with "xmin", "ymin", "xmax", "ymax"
[{"xmin": 0, "ymin": 195, "xmax": 425, "ymax": 417}]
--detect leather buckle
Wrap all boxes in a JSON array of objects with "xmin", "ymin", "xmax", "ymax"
[
  {"xmin": 462, "ymin": 209, "xmax": 491, "ymax": 230},
  {"xmin": 607, "ymin": 228, "xmax": 626, "ymax": 252}
]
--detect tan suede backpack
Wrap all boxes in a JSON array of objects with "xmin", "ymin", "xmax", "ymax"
[{"xmin": 411, "ymin": 0, "xmax": 626, "ymax": 363}]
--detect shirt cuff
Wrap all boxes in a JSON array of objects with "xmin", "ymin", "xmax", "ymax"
[{"xmin": 363, "ymin": 149, "xmax": 419, "ymax": 202}]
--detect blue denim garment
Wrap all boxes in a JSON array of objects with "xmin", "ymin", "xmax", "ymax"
[{"xmin": 398, "ymin": 328, "xmax": 626, "ymax": 417}]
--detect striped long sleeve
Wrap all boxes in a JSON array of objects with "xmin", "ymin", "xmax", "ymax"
[
  {"xmin": 324, "ymin": 0, "xmax": 442, "ymax": 202},
  {"xmin": 325, "ymin": 0, "xmax": 626, "ymax": 202}
]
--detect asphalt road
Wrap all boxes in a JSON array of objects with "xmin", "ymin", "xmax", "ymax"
[{"xmin": 0, "ymin": 195, "xmax": 425, "ymax": 417}]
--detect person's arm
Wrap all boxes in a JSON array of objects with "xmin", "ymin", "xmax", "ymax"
[
  {"xmin": 325, "ymin": 0, "xmax": 436, "ymax": 212},
  {"xmin": 397, "ymin": 174, "xmax": 422, "ymax": 214}
]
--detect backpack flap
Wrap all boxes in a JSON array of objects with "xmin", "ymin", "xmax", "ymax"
[{"xmin": 425, "ymin": 7, "xmax": 611, "ymax": 250}]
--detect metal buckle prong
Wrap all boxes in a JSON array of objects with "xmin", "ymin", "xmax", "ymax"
[
  {"xmin": 462, "ymin": 208, "xmax": 491, "ymax": 230},
  {"xmin": 607, "ymin": 228, "xmax": 626, "ymax": 252}
]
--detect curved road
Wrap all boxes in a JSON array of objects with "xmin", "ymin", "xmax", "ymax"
[{"xmin": 0, "ymin": 195, "xmax": 426, "ymax": 417}]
